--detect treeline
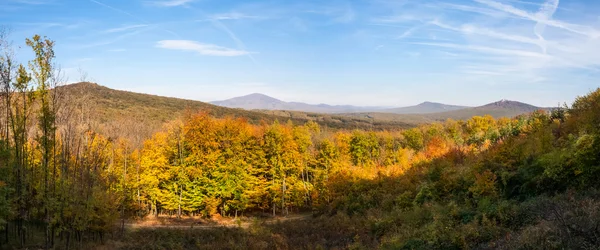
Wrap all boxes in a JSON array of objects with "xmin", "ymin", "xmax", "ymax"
[
  {"xmin": 2, "ymin": 32, "xmax": 600, "ymax": 249},
  {"xmin": 127, "ymin": 108, "xmax": 551, "ymax": 218},
  {"xmin": 115, "ymin": 89, "xmax": 600, "ymax": 249},
  {"xmin": 0, "ymin": 33, "xmax": 125, "ymax": 249}
]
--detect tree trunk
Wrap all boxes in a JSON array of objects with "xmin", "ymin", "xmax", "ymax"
[
  {"xmin": 177, "ymin": 184, "xmax": 182, "ymax": 219},
  {"xmin": 282, "ymin": 175, "xmax": 286, "ymax": 216}
]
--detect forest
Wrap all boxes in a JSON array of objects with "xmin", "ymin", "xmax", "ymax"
[{"xmin": 1, "ymin": 34, "xmax": 600, "ymax": 249}]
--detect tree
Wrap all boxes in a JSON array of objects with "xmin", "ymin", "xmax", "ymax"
[{"xmin": 568, "ymin": 88, "xmax": 600, "ymax": 135}]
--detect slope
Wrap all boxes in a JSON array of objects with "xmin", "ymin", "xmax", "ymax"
[
  {"xmin": 59, "ymin": 83, "xmax": 414, "ymax": 142},
  {"xmin": 339, "ymin": 99, "xmax": 549, "ymax": 123},
  {"xmin": 384, "ymin": 101, "xmax": 468, "ymax": 114},
  {"xmin": 423, "ymin": 99, "xmax": 549, "ymax": 121},
  {"xmin": 211, "ymin": 93, "xmax": 385, "ymax": 113}
]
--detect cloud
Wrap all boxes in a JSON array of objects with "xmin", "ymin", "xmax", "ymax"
[
  {"xmin": 473, "ymin": 0, "xmax": 600, "ymax": 38},
  {"xmin": 156, "ymin": 40, "xmax": 253, "ymax": 56},
  {"xmin": 149, "ymin": 0, "xmax": 194, "ymax": 7},
  {"xmin": 210, "ymin": 12, "xmax": 263, "ymax": 20},
  {"xmin": 90, "ymin": 0, "xmax": 181, "ymax": 38},
  {"xmin": 333, "ymin": 5, "xmax": 355, "ymax": 23},
  {"xmin": 429, "ymin": 20, "xmax": 549, "ymax": 52},
  {"xmin": 90, "ymin": 0, "xmax": 144, "ymax": 21},
  {"xmin": 6, "ymin": 0, "xmax": 54, "ymax": 4},
  {"xmin": 103, "ymin": 24, "xmax": 148, "ymax": 33},
  {"xmin": 374, "ymin": 0, "xmax": 600, "ymax": 85},
  {"xmin": 397, "ymin": 24, "xmax": 428, "ymax": 39},
  {"xmin": 304, "ymin": 4, "xmax": 356, "ymax": 24},
  {"xmin": 78, "ymin": 28, "xmax": 150, "ymax": 49},
  {"xmin": 413, "ymin": 42, "xmax": 552, "ymax": 58},
  {"xmin": 533, "ymin": 0, "xmax": 559, "ymax": 54}
]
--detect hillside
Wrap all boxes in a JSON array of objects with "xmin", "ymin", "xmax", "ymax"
[
  {"xmin": 384, "ymin": 101, "xmax": 468, "ymax": 114},
  {"xmin": 213, "ymin": 93, "xmax": 548, "ymax": 123},
  {"xmin": 211, "ymin": 93, "xmax": 385, "ymax": 113},
  {"xmin": 108, "ymin": 88, "xmax": 600, "ymax": 250},
  {"xmin": 339, "ymin": 99, "xmax": 549, "ymax": 123},
  {"xmin": 423, "ymin": 99, "xmax": 549, "ymax": 121},
  {"xmin": 59, "ymin": 83, "xmax": 414, "ymax": 141},
  {"xmin": 211, "ymin": 93, "xmax": 285, "ymax": 110}
]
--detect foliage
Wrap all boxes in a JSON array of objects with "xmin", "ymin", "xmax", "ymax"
[{"xmin": 3, "ymin": 32, "xmax": 600, "ymax": 249}]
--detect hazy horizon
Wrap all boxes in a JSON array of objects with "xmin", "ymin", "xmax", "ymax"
[{"xmin": 2, "ymin": 0, "xmax": 599, "ymax": 107}]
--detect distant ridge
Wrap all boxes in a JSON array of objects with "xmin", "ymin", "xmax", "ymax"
[
  {"xmin": 211, "ymin": 93, "xmax": 385, "ymax": 113},
  {"xmin": 479, "ymin": 99, "xmax": 540, "ymax": 111},
  {"xmin": 384, "ymin": 101, "xmax": 468, "ymax": 114},
  {"xmin": 212, "ymin": 93, "xmax": 550, "ymax": 119},
  {"xmin": 211, "ymin": 93, "xmax": 287, "ymax": 110},
  {"xmin": 421, "ymin": 99, "xmax": 548, "ymax": 121},
  {"xmin": 56, "ymin": 83, "xmax": 414, "ymax": 142},
  {"xmin": 63, "ymin": 83, "xmax": 552, "ymax": 140},
  {"xmin": 335, "ymin": 99, "xmax": 550, "ymax": 124}
]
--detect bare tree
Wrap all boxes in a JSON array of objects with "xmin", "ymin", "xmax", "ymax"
[{"xmin": 0, "ymin": 27, "xmax": 15, "ymax": 142}]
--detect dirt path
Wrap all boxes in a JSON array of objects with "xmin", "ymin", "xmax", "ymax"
[{"xmin": 124, "ymin": 213, "xmax": 313, "ymax": 230}]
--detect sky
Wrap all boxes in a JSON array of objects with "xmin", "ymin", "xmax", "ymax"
[{"xmin": 1, "ymin": 0, "xmax": 599, "ymax": 107}]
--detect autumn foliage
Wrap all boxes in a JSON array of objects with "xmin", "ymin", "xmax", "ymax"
[{"xmin": 2, "ymin": 33, "xmax": 600, "ymax": 249}]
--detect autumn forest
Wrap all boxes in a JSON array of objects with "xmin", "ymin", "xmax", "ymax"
[{"xmin": 1, "ymin": 34, "xmax": 600, "ymax": 249}]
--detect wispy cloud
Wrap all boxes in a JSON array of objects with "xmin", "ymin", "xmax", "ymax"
[
  {"xmin": 149, "ymin": 0, "xmax": 194, "ymax": 7},
  {"xmin": 473, "ymin": 0, "xmax": 600, "ymax": 38},
  {"xmin": 90, "ymin": 0, "xmax": 143, "ymax": 21},
  {"xmin": 397, "ymin": 24, "xmax": 428, "ymax": 39},
  {"xmin": 333, "ymin": 5, "xmax": 355, "ymax": 23},
  {"xmin": 90, "ymin": 0, "xmax": 181, "ymax": 38},
  {"xmin": 413, "ymin": 42, "xmax": 552, "ymax": 58},
  {"xmin": 210, "ymin": 12, "xmax": 263, "ymax": 20},
  {"xmin": 156, "ymin": 40, "xmax": 253, "ymax": 56},
  {"xmin": 305, "ymin": 4, "xmax": 356, "ymax": 24},
  {"xmin": 376, "ymin": 0, "xmax": 600, "ymax": 82},
  {"xmin": 103, "ymin": 24, "xmax": 148, "ymax": 33},
  {"xmin": 78, "ymin": 28, "xmax": 150, "ymax": 49},
  {"xmin": 6, "ymin": 0, "xmax": 54, "ymax": 4}
]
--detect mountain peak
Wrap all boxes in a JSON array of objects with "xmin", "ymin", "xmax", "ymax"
[
  {"xmin": 211, "ymin": 94, "xmax": 385, "ymax": 113},
  {"xmin": 243, "ymin": 93, "xmax": 273, "ymax": 98},
  {"xmin": 480, "ymin": 100, "xmax": 539, "ymax": 111},
  {"xmin": 68, "ymin": 81, "xmax": 101, "ymax": 87},
  {"xmin": 386, "ymin": 102, "xmax": 469, "ymax": 114}
]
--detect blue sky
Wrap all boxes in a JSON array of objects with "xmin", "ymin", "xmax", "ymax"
[{"xmin": 1, "ymin": 0, "xmax": 599, "ymax": 107}]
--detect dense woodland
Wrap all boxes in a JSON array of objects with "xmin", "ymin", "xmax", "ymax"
[{"xmin": 1, "ymin": 33, "xmax": 600, "ymax": 249}]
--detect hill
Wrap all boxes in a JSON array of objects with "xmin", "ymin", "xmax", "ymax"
[
  {"xmin": 423, "ymin": 99, "xmax": 549, "ymax": 121},
  {"xmin": 384, "ymin": 101, "xmax": 468, "ymax": 114},
  {"xmin": 58, "ymin": 83, "xmax": 414, "ymax": 142},
  {"xmin": 211, "ymin": 93, "xmax": 285, "ymax": 110},
  {"xmin": 211, "ymin": 93, "xmax": 385, "ymax": 113},
  {"xmin": 338, "ymin": 99, "xmax": 549, "ymax": 123}
]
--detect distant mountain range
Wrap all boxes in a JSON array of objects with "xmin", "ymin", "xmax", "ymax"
[
  {"xmin": 56, "ymin": 83, "xmax": 552, "ymax": 143},
  {"xmin": 211, "ymin": 93, "xmax": 385, "ymax": 113},
  {"xmin": 424, "ymin": 99, "xmax": 548, "ymax": 121},
  {"xmin": 56, "ymin": 83, "xmax": 413, "ymax": 143},
  {"xmin": 383, "ymin": 102, "xmax": 469, "ymax": 114},
  {"xmin": 211, "ymin": 93, "xmax": 548, "ymax": 118},
  {"xmin": 340, "ymin": 99, "xmax": 551, "ymax": 124}
]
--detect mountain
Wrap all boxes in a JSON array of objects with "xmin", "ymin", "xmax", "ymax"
[
  {"xmin": 211, "ymin": 93, "xmax": 288, "ymax": 110},
  {"xmin": 337, "ymin": 99, "xmax": 549, "ymax": 123},
  {"xmin": 211, "ymin": 93, "xmax": 385, "ymax": 113},
  {"xmin": 424, "ymin": 99, "xmax": 547, "ymax": 121},
  {"xmin": 384, "ymin": 101, "xmax": 468, "ymax": 114},
  {"xmin": 57, "ymin": 83, "xmax": 413, "ymax": 143},
  {"xmin": 56, "ymin": 84, "xmax": 548, "ymax": 144}
]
